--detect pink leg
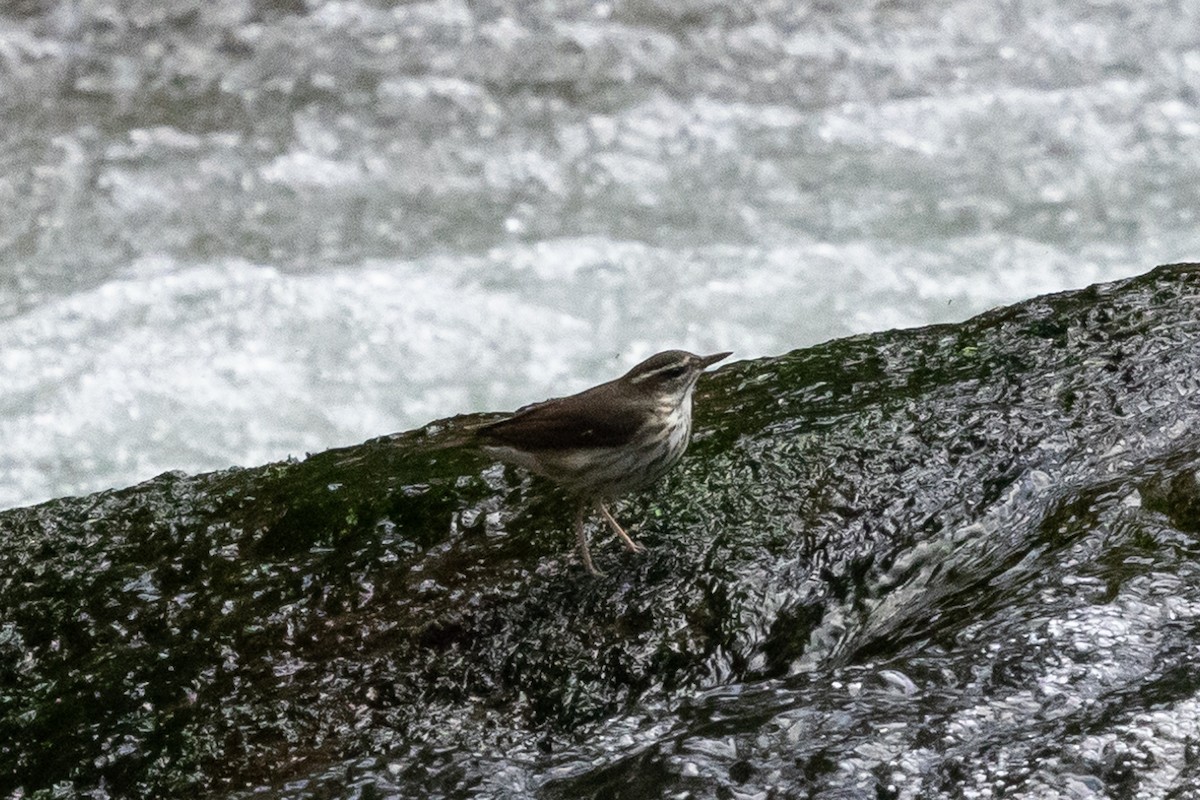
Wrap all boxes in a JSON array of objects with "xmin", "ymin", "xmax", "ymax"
[
  {"xmin": 575, "ymin": 502, "xmax": 601, "ymax": 575},
  {"xmin": 598, "ymin": 503, "xmax": 646, "ymax": 554}
]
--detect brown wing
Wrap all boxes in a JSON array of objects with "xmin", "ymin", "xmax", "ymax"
[{"xmin": 476, "ymin": 382, "xmax": 642, "ymax": 451}]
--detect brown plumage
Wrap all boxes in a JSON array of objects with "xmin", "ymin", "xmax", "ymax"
[{"xmin": 476, "ymin": 349, "xmax": 731, "ymax": 574}]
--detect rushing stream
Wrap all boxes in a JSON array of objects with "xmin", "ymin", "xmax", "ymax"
[{"xmin": 3, "ymin": 0, "xmax": 1199, "ymax": 509}]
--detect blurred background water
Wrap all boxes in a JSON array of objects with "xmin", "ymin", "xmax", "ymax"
[{"xmin": 1, "ymin": 0, "xmax": 1197, "ymax": 510}]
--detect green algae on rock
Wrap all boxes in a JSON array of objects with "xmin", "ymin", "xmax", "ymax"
[{"xmin": 4, "ymin": 264, "xmax": 1200, "ymax": 798}]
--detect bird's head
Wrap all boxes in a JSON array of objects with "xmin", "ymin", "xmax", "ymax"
[{"xmin": 620, "ymin": 349, "xmax": 732, "ymax": 402}]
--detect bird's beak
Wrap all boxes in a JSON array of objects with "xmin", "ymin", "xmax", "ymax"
[{"xmin": 699, "ymin": 351, "xmax": 733, "ymax": 369}]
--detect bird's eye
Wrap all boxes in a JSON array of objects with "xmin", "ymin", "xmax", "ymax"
[{"xmin": 661, "ymin": 366, "xmax": 687, "ymax": 380}]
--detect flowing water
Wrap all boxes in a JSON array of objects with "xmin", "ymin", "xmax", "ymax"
[{"xmin": 1, "ymin": 1, "xmax": 1198, "ymax": 512}]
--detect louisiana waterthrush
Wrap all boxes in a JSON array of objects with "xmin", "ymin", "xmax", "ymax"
[{"xmin": 475, "ymin": 349, "xmax": 731, "ymax": 574}]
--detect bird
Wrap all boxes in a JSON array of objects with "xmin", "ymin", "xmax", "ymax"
[{"xmin": 474, "ymin": 349, "xmax": 731, "ymax": 574}]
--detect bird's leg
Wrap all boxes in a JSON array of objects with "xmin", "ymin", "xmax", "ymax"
[
  {"xmin": 598, "ymin": 502, "xmax": 646, "ymax": 554},
  {"xmin": 575, "ymin": 501, "xmax": 601, "ymax": 575}
]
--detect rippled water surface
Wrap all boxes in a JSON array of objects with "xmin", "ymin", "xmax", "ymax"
[{"xmin": 1, "ymin": 0, "xmax": 1197, "ymax": 507}]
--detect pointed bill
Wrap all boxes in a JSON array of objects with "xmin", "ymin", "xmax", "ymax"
[{"xmin": 699, "ymin": 351, "xmax": 733, "ymax": 369}]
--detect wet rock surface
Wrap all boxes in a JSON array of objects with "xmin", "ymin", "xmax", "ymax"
[{"xmin": 4, "ymin": 263, "xmax": 1200, "ymax": 798}]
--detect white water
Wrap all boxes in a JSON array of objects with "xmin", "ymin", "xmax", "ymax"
[{"xmin": 1, "ymin": 0, "xmax": 1197, "ymax": 508}]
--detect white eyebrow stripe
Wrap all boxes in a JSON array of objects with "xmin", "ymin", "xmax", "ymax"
[{"xmin": 628, "ymin": 361, "xmax": 688, "ymax": 384}]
